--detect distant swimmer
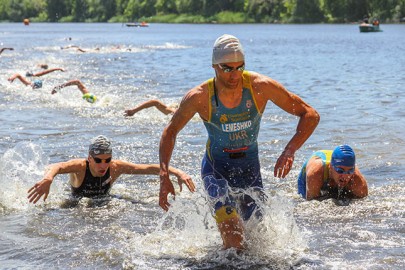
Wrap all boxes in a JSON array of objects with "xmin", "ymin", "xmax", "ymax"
[
  {"xmin": 159, "ymin": 34, "xmax": 319, "ymax": 251},
  {"xmin": 61, "ymin": 45, "xmax": 87, "ymax": 53},
  {"xmin": 51, "ymin": 79, "xmax": 98, "ymax": 103},
  {"xmin": 124, "ymin": 99, "xmax": 178, "ymax": 116},
  {"xmin": 37, "ymin": 63, "xmax": 49, "ymax": 69},
  {"xmin": 61, "ymin": 45, "xmax": 100, "ymax": 53},
  {"xmin": 25, "ymin": 67, "xmax": 64, "ymax": 77},
  {"xmin": 27, "ymin": 135, "xmax": 195, "ymax": 204},
  {"xmin": 8, "ymin": 68, "xmax": 65, "ymax": 89},
  {"xmin": 28, "ymin": 63, "xmax": 49, "ymax": 72},
  {"xmin": 297, "ymin": 144, "xmax": 368, "ymax": 202},
  {"xmin": 112, "ymin": 45, "xmax": 132, "ymax": 51},
  {"xmin": 0, "ymin": 47, "xmax": 14, "ymax": 55}
]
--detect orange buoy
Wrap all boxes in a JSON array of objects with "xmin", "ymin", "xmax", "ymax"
[{"xmin": 23, "ymin": 18, "xmax": 30, "ymax": 25}]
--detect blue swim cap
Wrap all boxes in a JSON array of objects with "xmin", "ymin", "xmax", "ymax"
[
  {"xmin": 32, "ymin": 80, "xmax": 43, "ymax": 89},
  {"xmin": 331, "ymin": 145, "xmax": 356, "ymax": 168}
]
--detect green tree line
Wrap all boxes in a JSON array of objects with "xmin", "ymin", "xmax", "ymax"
[{"xmin": 0, "ymin": 0, "xmax": 404, "ymax": 23}]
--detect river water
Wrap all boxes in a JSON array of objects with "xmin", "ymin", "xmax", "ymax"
[{"xmin": 0, "ymin": 23, "xmax": 404, "ymax": 269}]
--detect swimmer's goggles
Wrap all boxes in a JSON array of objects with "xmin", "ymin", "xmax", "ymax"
[
  {"xmin": 91, "ymin": 156, "xmax": 112, "ymax": 164},
  {"xmin": 218, "ymin": 63, "xmax": 245, "ymax": 73},
  {"xmin": 333, "ymin": 165, "xmax": 355, "ymax": 175}
]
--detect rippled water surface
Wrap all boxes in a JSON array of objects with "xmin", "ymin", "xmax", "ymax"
[{"xmin": 0, "ymin": 23, "xmax": 404, "ymax": 269}]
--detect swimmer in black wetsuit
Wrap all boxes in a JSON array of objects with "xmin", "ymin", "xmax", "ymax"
[
  {"xmin": 70, "ymin": 159, "xmax": 112, "ymax": 198},
  {"xmin": 28, "ymin": 135, "xmax": 195, "ymax": 204}
]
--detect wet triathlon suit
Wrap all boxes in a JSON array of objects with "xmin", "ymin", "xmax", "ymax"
[
  {"xmin": 201, "ymin": 71, "xmax": 264, "ymax": 221},
  {"xmin": 71, "ymin": 160, "xmax": 112, "ymax": 198},
  {"xmin": 297, "ymin": 150, "xmax": 352, "ymax": 199}
]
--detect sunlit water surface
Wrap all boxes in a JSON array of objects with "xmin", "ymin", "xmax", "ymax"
[{"xmin": 0, "ymin": 23, "xmax": 404, "ymax": 269}]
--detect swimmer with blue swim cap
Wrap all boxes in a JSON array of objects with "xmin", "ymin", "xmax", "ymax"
[
  {"xmin": 51, "ymin": 79, "xmax": 98, "ymax": 103},
  {"xmin": 8, "ymin": 73, "xmax": 43, "ymax": 89},
  {"xmin": 331, "ymin": 144, "xmax": 356, "ymax": 173},
  {"xmin": 297, "ymin": 144, "xmax": 368, "ymax": 201},
  {"xmin": 8, "ymin": 68, "xmax": 64, "ymax": 90},
  {"xmin": 32, "ymin": 79, "xmax": 43, "ymax": 89}
]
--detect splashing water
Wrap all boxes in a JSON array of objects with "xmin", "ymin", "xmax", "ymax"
[
  {"xmin": 124, "ymin": 186, "xmax": 307, "ymax": 269},
  {"xmin": 0, "ymin": 142, "xmax": 67, "ymax": 212},
  {"xmin": 0, "ymin": 142, "xmax": 49, "ymax": 211}
]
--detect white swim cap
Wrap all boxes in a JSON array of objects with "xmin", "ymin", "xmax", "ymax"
[{"xmin": 212, "ymin": 34, "xmax": 245, "ymax": 65}]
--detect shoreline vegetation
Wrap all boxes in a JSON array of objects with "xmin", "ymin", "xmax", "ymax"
[
  {"xmin": 0, "ymin": 12, "xmax": 405, "ymax": 24},
  {"xmin": 0, "ymin": 1, "xmax": 404, "ymax": 24}
]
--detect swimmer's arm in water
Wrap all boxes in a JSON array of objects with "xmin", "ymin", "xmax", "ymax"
[
  {"xmin": 51, "ymin": 80, "xmax": 89, "ymax": 95},
  {"xmin": 124, "ymin": 100, "xmax": 176, "ymax": 116},
  {"xmin": 27, "ymin": 159, "xmax": 85, "ymax": 204},
  {"xmin": 112, "ymin": 161, "xmax": 195, "ymax": 192},
  {"xmin": 168, "ymin": 166, "xmax": 196, "ymax": 193},
  {"xmin": 252, "ymin": 73, "xmax": 319, "ymax": 178},
  {"xmin": 0, "ymin": 47, "xmax": 14, "ymax": 54},
  {"xmin": 32, "ymin": 68, "xmax": 65, "ymax": 77},
  {"xmin": 7, "ymin": 73, "xmax": 32, "ymax": 86},
  {"xmin": 61, "ymin": 45, "xmax": 86, "ymax": 53}
]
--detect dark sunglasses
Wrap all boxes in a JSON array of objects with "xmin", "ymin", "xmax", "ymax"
[
  {"xmin": 218, "ymin": 63, "xmax": 245, "ymax": 73},
  {"xmin": 92, "ymin": 156, "xmax": 112, "ymax": 164},
  {"xmin": 333, "ymin": 166, "xmax": 355, "ymax": 174}
]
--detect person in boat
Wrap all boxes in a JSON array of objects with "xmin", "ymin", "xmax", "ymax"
[
  {"xmin": 124, "ymin": 100, "xmax": 178, "ymax": 116},
  {"xmin": 51, "ymin": 79, "xmax": 98, "ymax": 103},
  {"xmin": 0, "ymin": 47, "xmax": 14, "ymax": 55},
  {"xmin": 362, "ymin": 15, "xmax": 369, "ymax": 24},
  {"xmin": 297, "ymin": 144, "xmax": 368, "ymax": 201},
  {"xmin": 7, "ymin": 68, "xmax": 65, "ymax": 89},
  {"xmin": 158, "ymin": 34, "xmax": 320, "ymax": 250},
  {"xmin": 28, "ymin": 135, "xmax": 195, "ymax": 204},
  {"xmin": 372, "ymin": 18, "xmax": 380, "ymax": 26}
]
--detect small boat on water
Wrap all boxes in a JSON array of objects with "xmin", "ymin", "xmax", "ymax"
[
  {"xmin": 126, "ymin": 22, "xmax": 149, "ymax": 27},
  {"xmin": 359, "ymin": 18, "xmax": 382, "ymax": 32},
  {"xmin": 359, "ymin": 23, "xmax": 382, "ymax": 32}
]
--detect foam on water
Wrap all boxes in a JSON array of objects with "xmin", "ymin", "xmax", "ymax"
[
  {"xmin": 124, "ymin": 187, "xmax": 308, "ymax": 269},
  {"xmin": 145, "ymin": 42, "xmax": 192, "ymax": 50},
  {"xmin": 0, "ymin": 142, "xmax": 66, "ymax": 213},
  {"xmin": 1, "ymin": 23, "xmax": 404, "ymax": 269}
]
